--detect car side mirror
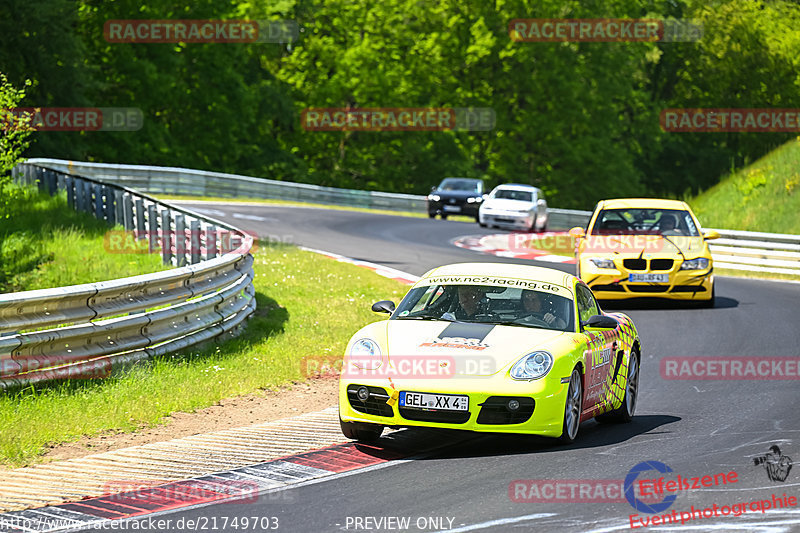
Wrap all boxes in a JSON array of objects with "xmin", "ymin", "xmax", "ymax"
[
  {"xmin": 537, "ymin": 199, "xmax": 547, "ymax": 207},
  {"xmin": 583, "ymin": 314, "xmax": 618, "ymax": 329},
  {"xmin": 703, "ymin": 229, "xmax": 720, "ymax": 240},
  {"xmin": 371, "ymin": 300, "xmax": 396, "ymax": 314},
  {"xmin": 430, "ymin": 186, "xmax": 437, "ymax": 192},
  {"xmin": 569, "ymin": 226, "xmax": 585, "ymax": 238}
]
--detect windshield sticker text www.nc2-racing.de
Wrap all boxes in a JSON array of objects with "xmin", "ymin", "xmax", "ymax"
[{"xmin": 418, "ymin": 276, "xmax": 571, "ymax": 296}]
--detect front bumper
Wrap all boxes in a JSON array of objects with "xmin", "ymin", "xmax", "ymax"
[
  {"xmin": 339, "ymin": 375, "xmax": 570, "ymax": 437},
  {"xmin": 479, "ymin": 211, "xmax": 533, "ymax": 230},
  {"xmin": 427, "ymin": 200, "xmax": 480, "ymax": 217},
  {"xmin": 581, "ymin": 259, "xmax": 714, "ymax": 300}
]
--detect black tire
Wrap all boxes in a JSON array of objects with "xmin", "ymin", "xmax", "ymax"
[
  {"xmin": 428, "ymin": 212, "xmax": 436, "ymax": 219},
  {"xmin": 596, "ymin": 347, "xmax": 639, "ymax": 424},
  {"xmin": 440, "ymin": 214, "xmax": 448, "ymax": 220},
  {"xmin": 479, "ymin": 222, "xmax": 487, "ymax": 228},
  {"xmin": 474, "ymin": 215, "xmax": 480, "ymax": 223},
  {"xmin": 340, "ymin": 418, "xmax": 384, "ymax": 442},
  {"xmin": 557, "ymin": 368, "xmax": 583, "ymax": 444}
]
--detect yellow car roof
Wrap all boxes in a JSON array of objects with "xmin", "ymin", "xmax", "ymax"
[
  {"xmin": 599, "ymin": 198, "xmax": 690, "ymax": 210},
  {"xmin": 419, "ymin": 262, "xmax": 575, "ymax": 290}
]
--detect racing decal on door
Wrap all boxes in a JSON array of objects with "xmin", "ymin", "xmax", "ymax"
[{"xmin": 589, "ymin": 314, "xmax": 637, "ymax": 417}]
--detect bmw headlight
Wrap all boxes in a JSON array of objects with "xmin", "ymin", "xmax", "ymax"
[
  {"xmin": 428, "ymin": 194, "xmax": 440, "ymax": 201},
  {"xmin": 467, "ymin": 197, "xmax": 482, "ymax": 203},
  {"xmin": 349, "ymin": 338, "xmax": 382, "ymax": 370},
  {"xmin": 680, "ymin": 258, "xmax": 710, "ymax": 270},
  {"xmin": 510, "ymin": 351, "xmax": 553, "ymax": 380},
  {"xmin": 590, "ymin": 258, "xmax": 615, "ymax": 269}
]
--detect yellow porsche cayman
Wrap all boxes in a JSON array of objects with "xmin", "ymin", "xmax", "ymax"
[
  {"xmin": 338, "ymin": 263, "xmax": 641, "ymax": 444},
  {"xmin": 570, "ymin": 198, "xmax": 719, "ymax": 306}
]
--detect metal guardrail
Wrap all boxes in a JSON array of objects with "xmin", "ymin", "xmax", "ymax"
[
  {"xmin": 20, "ymin": 159, "xmax": 800, "ymax": 277},
  {"xmin": 1, "ymin": 164, "xmax": 256, "ymax": 390},
  {"xmin": 24, "ymin": 158, "xmax": 592, "ymax": 229}
]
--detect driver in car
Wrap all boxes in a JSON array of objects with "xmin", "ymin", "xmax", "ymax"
[
  {"xmin": 658, "ymin": 214, "xmax": 683, "ymax": 236},
  {"xmin": 521, "ymin": 290, "xmax": 566, "ymax": 329},
  {"xmin": 440, "ymin": 285, "xmax": 488, "ymax": 321}
]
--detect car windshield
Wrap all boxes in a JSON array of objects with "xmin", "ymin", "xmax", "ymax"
[
  {"xmin": 493, "ymin": 189, "xmax": 532, "ymax": 201},
  {"xmin": 392, "ymin": 284, "xmax": 575, "ymax": 332},
  {"xmin": 590, "ymin": 208, "xmax": 700, "ymax": 236},
  {"xmin": 439, "ymin": 179, "xmax": 482, "ymax": 192}
]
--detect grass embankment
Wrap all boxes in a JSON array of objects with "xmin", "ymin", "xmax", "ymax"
[
  {"xmin": 0, "ymin": 186, "xmax": 168, "ymax": 293},
  {"xmin": 688, "ymin": 138, "xmax": 800, "ymax": 234},
  {"xmin": 0, "ymin": 243, "xmax": 407, "ymax": 466}
]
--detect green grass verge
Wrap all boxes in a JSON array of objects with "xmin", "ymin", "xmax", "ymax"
[
  {"xmin": 156, "ymin": 194, "xmax": 480, "ymax": 223},
  {"xmin": 0, "ymin": 243, "xmax": 407, "ymax": 466},
  {"xmin": 0, "ymin": 185, "xmax": 168, "ymax": 293},
  {"xmin": 688, "ymin": 138, "xmax": 800, "ymax": 234}
]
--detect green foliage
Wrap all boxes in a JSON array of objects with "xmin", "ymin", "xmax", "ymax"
[
  {"xmin": 3, "ymin": 0, "xmax": 800, "ymax": 208},
  {"xmin": 0, "ymin": 74, "xmax": 34, "ymax": 218}
]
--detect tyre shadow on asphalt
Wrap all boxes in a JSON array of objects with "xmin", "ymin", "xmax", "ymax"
[{"xmin": 372, "ymin": 414, "xmax": 681, "ymax": 460}]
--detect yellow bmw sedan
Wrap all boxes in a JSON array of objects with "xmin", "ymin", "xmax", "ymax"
[{"xmin": 570, "ymin": 198, "xmax": 719, "ymax": 306}]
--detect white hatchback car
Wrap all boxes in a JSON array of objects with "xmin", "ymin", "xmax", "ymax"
[{"xmin": 479, "ymin": 184, "xmax": 548, "ymax": 232}]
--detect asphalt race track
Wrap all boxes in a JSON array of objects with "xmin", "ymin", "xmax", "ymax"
[{"xmin": 97, "ymin": 202, "xmax": 800, "ymax": 532}]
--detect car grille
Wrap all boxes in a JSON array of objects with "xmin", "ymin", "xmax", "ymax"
[
  {"xmin": 347, "ymin": 385, "xmax": 394, "ymax": 417},
  {"xmin": 650, "ymin": 259, "xmax": 674, "ymax": 270},
  {"xmin": 399, "ymin": 407, "xmax": 470, "ymax": 424},
  {"xmin": 591, "ymin": 283, "xmax": 625, "ymax": 292},
  {"xmin": 671, "ymin": 285, "xmax": 707, "ymax": 292},
  {"xmin": 627, "ymin": 285, "xmax": 670, "ymax": 293},
  {"xmin": 477, "ymin": 397, "xmax": 535, "ymax": 425},
  {"xmin": 623, "ymin": 259, "xmax": 647, "ymax": 270}
]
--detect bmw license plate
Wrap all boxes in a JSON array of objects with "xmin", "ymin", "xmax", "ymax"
[
  {"xmin": 628, "ymin": 273, "xmax": 669, "ymax": 283},
  {"xmin": 443, "ymin": 205, "xmax": 461, "ymax": 213},
  {"xmin": 400, "ymin": 391, "xmax": 468, "ymax": 411}
]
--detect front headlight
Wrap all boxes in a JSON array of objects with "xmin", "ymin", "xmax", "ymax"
[
  {"xmin": 590, "ymin": 258, "xmax": 615, "ymax": 269},
  {"xmin": 680, "ymin": 258, "xmax": 710, "ymax": 270},
  {"xmin": 467, "ymin": 196, "xmax": 482, "ymax": 203},
  {"xmin": 428, "ymin": 194, "xmax": 440, "ymax": 201},
  {"xmin": 349, "ymin": 338, "xmax": 382, "ymax": 370},
  {"xmin": 510, "ymin": 351, "xmax": 553, "ymax": 380}
]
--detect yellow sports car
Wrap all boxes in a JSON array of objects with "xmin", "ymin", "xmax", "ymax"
[
  {"xmin": 570, "ymin": 198, "xmax": 719, "ymax": 306},
  {"xmin": 338, "ymin": 263, "xmax": 641, "ymax": 444}
]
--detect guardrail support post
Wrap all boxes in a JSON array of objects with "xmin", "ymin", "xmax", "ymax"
[
  {"xmin": 135, "ymin": 198, "xmax": 146, "ymax": 239},
  {"xmin": 83, "ymin": 180, "xmax": 92, "ymax": 213},
  {"xmin": 122, "ymin": 193, "xmax": 134, "ymax": 230},
  {"xmin": 56, "ymin": 172, "xmax": 65, "ymax": 192},
  {"xmin": 103, "ymin": 185, "xmax": 115, "ymax": 225},
  {"xmin": 175, "ymin": 214, "xmax": 187, "ymax": 267},
  {"xmin": 36, "ymin": 167, "xmax": 44, "ymax": 193},
  {"xmin": 93, "ymin": 184, "xmax": 104, "ymax": 220},
  {"xmin": 114, "ymin": 190, "xmax": 124, "ymax": 226},
  {"xmin": 160, "ymin": 209, "xmax": 172, "ymax": 265},
  {"xmin": 190, "ymin": 220, "xmax": 201, "ymax": 264},
  {"xmin": 147, "ymin": 204, "xmax": 158, "ymax": 253},
  {"xmin": 206, "ymin": 225, "xmax": 217, "ymax": 260},
  {"xmin": 66, "ymin": 176, "xmax": 75, "ymax": 209}
]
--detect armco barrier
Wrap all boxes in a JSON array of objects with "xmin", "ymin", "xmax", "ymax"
[
  {"xmin": 17, "ymin": 160, "xmax": 800, "ymax": 278},
  {"xmin": 0, "ymin": 164, "xmax": 256, "ymax": 390},
  {"xmin": 23, "ymin": 159, "xmax": 592, "ymax": 230}
]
